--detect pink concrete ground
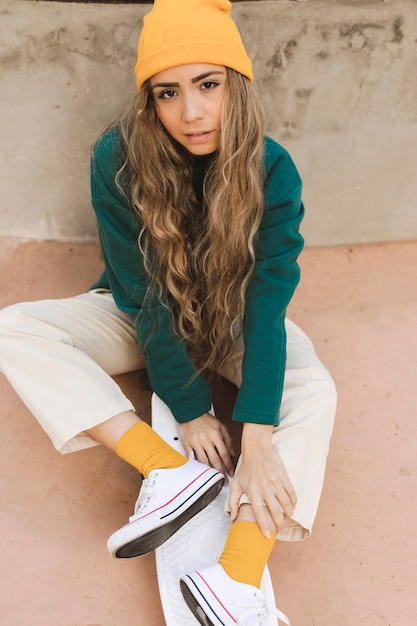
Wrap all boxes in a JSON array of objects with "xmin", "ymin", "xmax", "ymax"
[{"xmin": 0, "ymin": 237, "xmax": 416, "ymax": 626}]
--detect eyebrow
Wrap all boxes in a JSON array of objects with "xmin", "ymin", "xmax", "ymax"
[{"xmin": 151, "ymin": 70, "xmax": 226, "ymax": 90}]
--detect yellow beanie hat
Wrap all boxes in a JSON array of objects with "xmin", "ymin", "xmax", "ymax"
[{"xmin": 135, "ymin": 0, "xmax": 253, "ymax": 90}]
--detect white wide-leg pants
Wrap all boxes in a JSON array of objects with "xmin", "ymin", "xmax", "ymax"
[{"xmin": 0, "ymin": 290, "xmax": 336, "ymax": 541}]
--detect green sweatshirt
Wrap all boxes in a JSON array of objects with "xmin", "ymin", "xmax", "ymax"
[{"xmin": 90, "ymin": 129, "xmax": 304, "ymax": 426}]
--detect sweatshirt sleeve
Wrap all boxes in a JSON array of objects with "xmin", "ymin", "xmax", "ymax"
[
  {"xmin": 232, "ymin": 137, "xmax": 304, "ymax": 426},
  {"xmin": 90, "ymin": 130, "xmax": 212, "ymax": 422}
]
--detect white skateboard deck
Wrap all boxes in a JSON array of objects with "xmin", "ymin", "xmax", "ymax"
[{"xmin": 152, "ymin": 393, "xmax": 278, "ymax": 626}]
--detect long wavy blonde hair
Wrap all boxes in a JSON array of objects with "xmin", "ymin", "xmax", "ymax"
[{"xmin": 114, "ymin": 68, "xmax": 265, "ymax": 371}]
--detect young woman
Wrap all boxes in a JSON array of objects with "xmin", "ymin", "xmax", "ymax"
[{"xmin": 0, "ymin": 1, "xmax": 336, "ymax": 624}]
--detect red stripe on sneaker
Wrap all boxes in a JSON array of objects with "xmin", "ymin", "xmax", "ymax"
[
  {"xmin": 128, "ymin": 467, "xmax": 217, "ymax": 524},
  {"xmin": 195, "ymin": 570, "xmax": 237, "ymax": 623}
]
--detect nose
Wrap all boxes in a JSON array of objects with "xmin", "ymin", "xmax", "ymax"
[{"xmin": 181, "ymin": 93, "xmax": 203, "ymax": 122}]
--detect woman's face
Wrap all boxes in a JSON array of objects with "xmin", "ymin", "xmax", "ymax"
[{"xmin": 150, "ymin": 63, "xmax": 227, "ymax": 156}]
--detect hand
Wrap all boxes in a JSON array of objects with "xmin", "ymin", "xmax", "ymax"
[
  {"xmin": 177, "ymin": 413, "xmax": 235, "ymax": 481},
  {"xmin": 229, "ymin": 423, "xmax": 297, "ymax": 537}
]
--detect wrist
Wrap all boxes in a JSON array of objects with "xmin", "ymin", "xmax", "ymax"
[{"xmin": 241, "ymin": 422, "xmax": 274, "ymax": 452}]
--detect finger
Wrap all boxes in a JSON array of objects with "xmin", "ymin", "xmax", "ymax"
[
  {"xmin": 200, "ymin": 430, "xmax": 233, "ymax": 475},
  {"xmin": 286, "ymin": 479, "xmax": 298, "ymax": 510},
  {"xmin": 263, "ymin": 495, "xmax": 286, "ymax": 534},
  {"xmin": 250, "ymin": 496, "xmax": 273, "ymax": 538},
  {"xmin": 181, "ymin": 441, "xmax": 193, "ymax": 459},
  {"xmin": 192, "ymin": 444, "xmax": 211, "ymax": 467},
  {"xmin": 213, "ymin": 438, "xmax": 235, "ymax": 477},
  {"xmin": 277, "ymin": 479, "xmax": 297, "ymax": 518},
  {"xmin": 229, "ymin": 483, "xmax": 243, "ymax": 521},
  {"xmin": 272, "ymin": 489, "xmax": 293, "ymax": 520},
  {"xmin": 220, "ymin": 424, "xmax": 236, "ymax": 458},
  {"xmin": 203, "ymin": 444, "xmax": 229, "ymax": 479}
]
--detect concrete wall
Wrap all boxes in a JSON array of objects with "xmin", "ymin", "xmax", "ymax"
[{"xmin": 1, "ymin": 0, "xmax": 416, "ymax": 245}]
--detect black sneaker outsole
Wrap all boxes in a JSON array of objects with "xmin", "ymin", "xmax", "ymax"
[
  {"xmin": 180, "ymin": 580, "xmax": 215, "ymax": 626},
  {"xmin": 114, "ymin": 476, "xmax": 225, "ymax": 558}
]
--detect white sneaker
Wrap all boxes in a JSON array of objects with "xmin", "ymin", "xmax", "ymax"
[
  {"xmin": 180, "ymin": 563, "xmax": 291, "ymax": 626},
  {"xmin": 107, "ymin": 459, "xmax": 224, "ymax": 558}
]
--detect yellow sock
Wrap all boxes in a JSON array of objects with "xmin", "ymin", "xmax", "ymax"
[
  {"xmin": 115, "ymin": 421, "xmax": 187, "ymax": 478},
  {"xmin": 219, "ymin": 521, "xmax": 276, "ymax": 588}
]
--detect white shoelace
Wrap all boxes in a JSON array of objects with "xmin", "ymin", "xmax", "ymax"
[
  {"xmin": 129, "ymin": 475, "xmax": 158, "ymax": 521},
  {"xmin": 235, "ymin": 593, "xmax": 291, "ymax": 626}
]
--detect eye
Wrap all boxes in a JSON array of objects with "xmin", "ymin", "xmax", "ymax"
[
  {"xmin": 157, "ymin": 89, "xmax": 177, "ymax": 100},
  {"xmin": 201, "ymin": 81, "xmax": 219, "ymax": 90}
]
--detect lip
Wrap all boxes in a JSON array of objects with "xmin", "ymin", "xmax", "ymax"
[{"xmin": 183, "ymin": 130, "xmax": 215, "ymax": 143}]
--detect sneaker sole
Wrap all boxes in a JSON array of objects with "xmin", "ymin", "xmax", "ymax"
[
  {"xmin": 114, "ymin": 477, "xmax": 224, "ymax": 558},
  {"xmin": 180, "ymin": 580, "xmax": 215, "ymax": 626}
]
